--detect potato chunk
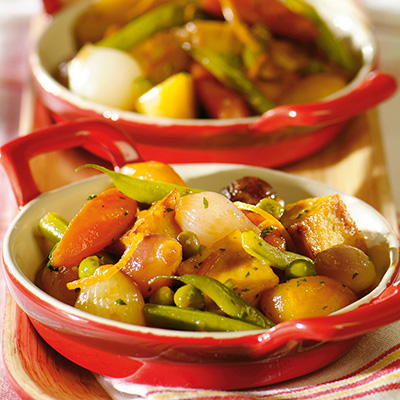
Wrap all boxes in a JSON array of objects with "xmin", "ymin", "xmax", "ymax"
[
  {"xmin": 177, "ymin": 230, "xmax": 279, "ymax": 306},
  {"xmin": 280, "ymin": 194, "xmax": 367, "ymax": 259},
  {"xmin": 260, "ymin": 275, "xmax": 357, "ymax": 323}
]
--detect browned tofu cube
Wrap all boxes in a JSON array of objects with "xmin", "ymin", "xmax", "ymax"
[{"xmin": 280, "ymin": 194, "xmax": 367, "ymax": 259}]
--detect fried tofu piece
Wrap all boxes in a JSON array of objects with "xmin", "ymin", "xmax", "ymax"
[{"xmin": 280, "ymin": 194, "xmax": 367, "ymax": 259}]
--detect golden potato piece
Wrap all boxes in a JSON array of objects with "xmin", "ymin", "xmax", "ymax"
[
  {"xmin": 280, "ymin": 194, "xmax": 367, "ymax": 259},
  {"xmin": 260, "ymin": 275, "xmax": 357, "ymax": 323},
  {"xmin": 177, "ymin": 230, "xmax": 279, "ymax": 306}
]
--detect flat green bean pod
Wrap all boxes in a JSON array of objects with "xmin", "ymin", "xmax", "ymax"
[
  {"xmin": 242, "ymin": 230, "xmax": 314, "ymax": 270},
  {"xmin": 281, "ymin": 0, "xmax": 359, "ymax": 73},
  {"xmin": 144, "ymin": 304, "xmax": 262, "ymax": 332},
  {"xmin": 97, "ymin": 3, "xmax": 187, "ymax": 51},
  {"xmin": 77, "ymin": 164, "xmax": 203, "ymax": 204},
  {"xmin": 157, "ymin": 274, "xmax": 274, "ymax": 329}
]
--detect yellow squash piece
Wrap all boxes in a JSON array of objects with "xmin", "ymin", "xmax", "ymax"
[
  {"xmin": 178, "ymin": 230, "xmax": 279, "ymax": 306},
  {"xmin": 136, "ymin": 72, "xmax": 196, "ymax": 118}
]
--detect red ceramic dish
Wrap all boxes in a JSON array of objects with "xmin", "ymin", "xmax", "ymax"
[
  {"xmin": 30, "ymin": 0, "xmax": 397, "ymax": 167},
  {"xmin": 1, "ymin": 119, "xmax": 400, "ymax": 390}
]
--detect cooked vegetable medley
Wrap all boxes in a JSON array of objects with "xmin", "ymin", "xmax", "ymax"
[
  {"xmin": 35, "ymin": 161, "xmax": 390, "ymax": 331},
  {"xmin": 56, "ymin": 0, "xmax": 361, "ymax": 119}
]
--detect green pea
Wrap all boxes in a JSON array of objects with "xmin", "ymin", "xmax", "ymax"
[
  {"xmin": 78, "ymin": 256, "xmax": 101, "ymax": 279},
  {"xmin": 285, "ymin": 259, "xmax": 316, "ymax": 280},
  {"xmin": 177, "ymin": 231, "xmax": 201, "ymax": 259},
  {"xmin": 149, "ymin": 286, "xmax": 174, "ymax": 306},
  {"xmin": 256, "ymin": 198, "xmax": 285, "ymax": 219},
  {"xmin": 38, "ymin": 212, "xmax": 69, "ymax": 243},
  {"xmin": 174, "ymin": 284, "xmax": 205, "ymax": 310}
]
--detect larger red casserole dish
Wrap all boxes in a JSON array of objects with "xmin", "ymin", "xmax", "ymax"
[{"xmin": 30, "ymin": 0, "xmax": 397, "ymax": 166}]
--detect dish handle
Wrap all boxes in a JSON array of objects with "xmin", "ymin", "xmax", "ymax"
[
  {"xmin": 0, "ymin": 118, "xmax": 142, "ymax": 208},
  {"xmin": 250, "ymin": 71, "xmax": 397, "ymax": 135}
]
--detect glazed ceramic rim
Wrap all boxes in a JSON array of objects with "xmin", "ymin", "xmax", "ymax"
[{"xmin": 3, "ymin": 163, "xmax": 399, "ymax": 340}]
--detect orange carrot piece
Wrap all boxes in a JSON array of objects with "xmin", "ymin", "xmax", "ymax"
[
  {"xmin": 194, "ymin": 75, "xmax": 251, "ymax": 119},
  {"xmin": 50, "ymin": 188, "xmax": 138, "ymax": 268},
  {"xmin": 199, "ymin": 0, "xmax": 319, "ymax": 42}
]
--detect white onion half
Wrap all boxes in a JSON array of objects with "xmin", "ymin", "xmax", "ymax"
[
  {"xmin": 175, "ymin": 191, "xmax": 259, "ymax": 247},
  {"xmin": 68, "ymin": 44, "xmax": 143, "ymax": 110}
]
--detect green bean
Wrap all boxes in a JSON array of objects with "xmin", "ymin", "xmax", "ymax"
[
  {"xmin": 77, "ymin": 164, "xmax": 203, "ymax": 204},
  {"xmin": 78, "ymin": 255, "xmax": 101, "ymax": 279},
  {"xmin": 149, "ymin": 286, "xmax": 175, "ymax": 306},
  {"xmin": 189, "ymin": 47, "xmax": 275, "ymax": 113},
  {"xmin": 242, "ymin": 230, "xmax": 313, "ymax": 271},
  {"xmin": 281, "ymin": 0, "xmax": 359, "ymax": 73},
  {"xmin": 174, "ymin": 284, "xmax": 205, "ymax": 309},
  {"xmin": 285, "ymin": 259, "xmax": 316, "ymax": 280},
  {"xmin": 38, "ymin": 212, "xmax": 69, "ymax": 243},
  {"xmin": 162, "ymin": 274, "xmax": 274, "ymax": 328},
  {"xmin": 256, "ymin": 198, "xmax": 285, "ymax": 219},
  {"xmin": 96, "ymin": 3, "xmax": 187, "ymax": 51},
  {"xmin": 143, "ymin": 304, "xmax": 262, "ymax": 332}
]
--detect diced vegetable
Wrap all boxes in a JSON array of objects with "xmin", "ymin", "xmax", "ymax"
[
  {"xmin": 50, "ymin": 188, "xmax": 138, "ymax": 268},
  {"xmin": 260, "ymin": 275, "xmax": 357, "ymax": 323},
  {"xmin": 68, "ymin": 44, "xmax": 143, "ymax": 110},
  {"xmin": 175, "ymin": 191, "xmax": 258, "ymax": 247},
  {"xmin": 314, "ymin": 244, "xmax": 377, "ymax": 295},
  {"xmin": 280, "ymin": 194, "xmax": 368, "ymax": 259},
  {"xmin": 189, "ymin": 47, "xmax": 275, "ymax": 113},
  {"xmin": 75, "ymin": 270, "xmax": 146, "ymax": 325},
  {"xmin": 97, "ymin": 3, "xmax": 187, "ymax": 51},
  {"xmin": 198, "ymin": 0, "xmax": 319, "ymax": 42},
  {"xmin": 193, "ymin": 75, "xmax": 251, "ymax": 118},
  {"xmin": 136, "ymin": 72, "xmax": 196, "ymax": 118},
  {"xmin": 120, "ymin": 161, "xmax": 187, "ymax": 186},
  {"xmin": 177, "ymin": 230, "xmax": 279, "ymax": 306}
]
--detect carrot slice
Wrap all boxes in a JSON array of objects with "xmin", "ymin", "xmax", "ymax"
[
  {"xmin": 200, "ymin": 0, "xmax": 319, "ymax": 42},
  {"xmin": 194, "ymin": 75, "xmax": 251, "ymax": 119},
  {"xmin": 50, "ymin": 188, "xmax": 138, "ymax": 268}
]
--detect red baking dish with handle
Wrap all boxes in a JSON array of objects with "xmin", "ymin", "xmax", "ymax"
[{"xmin": 1, "ymin": 119, "xmax": 400, "ymax": 390}]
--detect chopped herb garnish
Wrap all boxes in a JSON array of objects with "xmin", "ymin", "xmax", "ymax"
[
  {"xmin": 296, "ymin": 209, "xmax": 309, "ymax": 219},
  {"xmin": 203, "ymin": 197, "xmax": 209, "ymax": 209},
  {"xmin": 88, "ymin": 194, "xmax": 97, "ymax": 200},
  {"xmin": 115, "ymin": 299, "xmax": 127, "ymax": 305},
  {"xmin": 352, "ymin": 272, "xmax": 359, "ymax": 279},
  {"xmin": 261, "ymin": 227, "xmax": 274, "ymax": 238}
]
